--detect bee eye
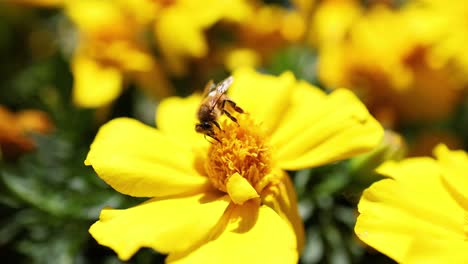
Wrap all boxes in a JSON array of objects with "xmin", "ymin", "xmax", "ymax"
[
  {"xmin": 202, "ymin": 122, "xmax": 212, "ymax": 129},
  {"xmin": 195, "ymin": 122, "xmax": 212, "ymax": 132}
]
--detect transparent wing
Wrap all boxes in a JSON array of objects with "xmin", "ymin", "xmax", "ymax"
[
  {"xmin": 202, "ymin": 80, "xmax": 216, "ymax": 98},
  {"xmin": 215, "ymin": 76, "xmax": 234, "ymax": 94},
  {"xmin": 208, "ymin": 76, "xmax": 234, "ymax": 111}
]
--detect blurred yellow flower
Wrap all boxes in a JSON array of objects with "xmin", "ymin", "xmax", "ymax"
[
  {"xmin": 309, "ymin": 0, "xmax": 361, "ymax": 48},
  {"xmin": 66, "ymin": 0, "xmax": 171, "ymax": 108},
  {"xmin": 86, "ymin": 68, "xmax": 383, "ymax": 262},
  {"xmin": 224, "ymin": 48, "xmax": 261, "ymax": 71},
  {"xmin": 314, "ymin": 1, "xmax": 465, "ymax": 124},
  {"xmin": 225, "ymin": 3, "xmax": 305, "ymax": 68},
  {"xmin": 65, "ymin": 0, "xmax": 312, "ymax": 106},
  {"xmin": 355, "ymin": 144, "xmax": 468, "ymax": 263},
  {"xmin": 153, "ymin": 0, "xmax": 252, "ymax": 75},
  {"xmin": 418, "ymin": 0, "xmax": 468, "ymax": 77},
  {"xmin": 152, "ymin": 1, "xmax": 306, "ymax": 78}
]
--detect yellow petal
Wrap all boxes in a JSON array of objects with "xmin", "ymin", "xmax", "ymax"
[
  {"xmin": 104, "ymin": 41, "xmax": 154, "ymax": 72},
  {"xmin": 355, "ymin": 158, "xmax": 466, "ymax": 263},
  {"xmin": 226, "ymin": 173, "xmax": 259, "ymax": 205},
  {"xmin": 85, "ymin": 118, "xmax": 211, "ymax": 197},
  {"xmin": 154, "ymin": 0, "xmax": 252, "ymax": 74},
  {"xmin": 403, "ymin": 237, "xmax": 468, "ymax": 264},
  {"xmin": 229, "ymin": 67, "xmax": 296, "ymax": 134},
  {"xmin": 168, "ymin": 201, "xmax": 298, "ymax": 264},
  {"xmin": 274, "ymin": 88, "xmax": 384, "ymax": 170},
  {"xmin": 434, "ymin": 144, "xmax": 468, "ymax": 206},
  {"xmin": 156, "ymin": 94, "xmax": 208, "ymax": 149},
  {"xmin": 89, "ymin": 192, "xmax": 230, "ymax": 261},
  {"xmin": 66, "ymin": 0, "xmax": 130, "ymax": 38},
  {"xmin": 374, "ymin": 158, "xmax": 465, "ymax": 231},
  {"xmin": 154, "ymin": 9, "xmax": 206, "ymax": 74},
  {"xmin": 270, "ymin": 80, "xmax": 327, "ymax": 147},
  {"xmin": 114, "ymin": 0, "xmax": 162, "ymax": 26},
  {"xmin": 72, "ymin": 55, "xmax": 122, "ymax": 108},
  {"xmin": 224, "ymin": 48, "xmax": 261, "ymax": 72},
  {"xmin": 262, "ymin": 171, "xmax": 305, "ymax": 253}
]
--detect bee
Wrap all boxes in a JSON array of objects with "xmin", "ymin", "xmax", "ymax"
[{"xmin": 195, "ymin": 76, "xmax": 244, "ymax": 143}]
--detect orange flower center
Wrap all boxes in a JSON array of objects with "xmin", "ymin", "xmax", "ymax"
[{"xmin": 205, "ymin": 115, "xmax": 273, "ymax": 194}]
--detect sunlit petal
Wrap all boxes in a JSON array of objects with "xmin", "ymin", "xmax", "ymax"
[
  {"xmin": 156, "ymin": 94, "xmax": 208, "ymax": 149},
  {"xmin": 274, "ymin": 88, "xmax": 383, "ymax": 170},
  {"xmin": 90, "ymin": 192, "xmax": 230, "ymax": 261},
  {"xmin": 262, "ymin": 171, "xmax": 305, "ymax": 252},
  {"xmin": 356, "ymin": 158, "xmax": 466, "ymax": 262},
  {"xmin": 226, "ymin": 172, "xmax": 259, "ymax": 205},
  {"xmin": 434, "ymin": 144, "xmax": 468, "ymax": 208},
  {"xmin": 168, "ymin": 201, "xmax": 297, "ymax": 264},
  {"xmin": 229, "ymin": 68, "xmax": 296, "ymax": 134},
  {"xmin": 85, "ymin": 118, "xmax": 211, "ymax": 197}
]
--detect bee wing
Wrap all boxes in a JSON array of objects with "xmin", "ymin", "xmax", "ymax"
[
  {"xmin": 208, "ymin": 76, "xmax": 234, "ymax": 111},
  {"xmin": 202, "ymin": 80, "xmax": 216, "ymax": 98},
  {"xmin": 215, "ymin": 76, "xmax": 234, "ymax": 94}
]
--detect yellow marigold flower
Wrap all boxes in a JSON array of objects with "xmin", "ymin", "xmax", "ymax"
[
  {"xmin": 152, "ymin": 0, "xmax": 305, "ymax": 77},
  {"xmin": 86, "ymin": 68, "xmax": 383, "ymax": 262},
  {"xmin": 355, "ymin": 144, "xmax": 468, "ymax": 263},
  {"xmin": 417, "ymin": 0, "xmax": 468, "ymax": 84},
  {"xmin": 239, "ymin": 4, "xmax": 305, "ymax": 43},
  {"xmin": 224, "ymin": 48, "xmax": 262, "ymax": 72},
  {"xmin": 66, "ymin": 0, "xmax": 171, "ymax": 108},
  {"xmin": 154, "ymin": 0, "xmax": 252, "ymax": 75},
  {"xmin": 309, "ymin": 0, "xmax": 362, "ymax": 48},
  {"xmin": 315, "ymin": 2, "xmax": 465, "ymax": 123},
  {"xmin": 230, "ymin": 4, "xmax": 305, "ymax": 64}
]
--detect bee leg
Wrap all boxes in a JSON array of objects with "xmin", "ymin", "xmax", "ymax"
[
  {"xmin": 212, "ymin": 120, "xmax": 222, "ymax": 131},
  {"xmin": 223, "ymin": 109, "xmax": 238, "ymax": 124},
  {"xmin": 204, "ymin": 134, "xmax": 221, "ymax": 144},
  {"xmin": 224, "ymin": 99, "xmax": 244, "ymax": 114}
]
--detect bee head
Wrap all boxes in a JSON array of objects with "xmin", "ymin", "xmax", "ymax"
[{"xmin": 195, "ymin": 122, "xmax": 213, "ymax": 133}]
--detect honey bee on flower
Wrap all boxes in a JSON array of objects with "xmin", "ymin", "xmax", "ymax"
[
  {"xmin": 86, "ymin": 68, "xmax": 384, "ymax": 263},
  {"xmin": 195, "ymin": 76, "xmax": 244, "ymax": 143}
]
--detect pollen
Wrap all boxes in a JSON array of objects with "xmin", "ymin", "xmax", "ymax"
[{"xmin": 205, "ymin": 115, "xmax": 273, "ymax": 195}]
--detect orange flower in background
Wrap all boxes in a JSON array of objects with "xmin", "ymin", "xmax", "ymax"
[
  {"xmin": 408, "ymin": 130, "xmax": 462, "ymax": 157},
  {"xmin": 0, "ymin": 106, "xmax": 53, "ymax": 159},
  {"xmin": 86, "ymin": 68, "xmax": 383, "ymax": 262}
]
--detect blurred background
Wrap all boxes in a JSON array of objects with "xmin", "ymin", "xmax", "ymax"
[{"xmin": 0, "ymin": 0, "xmax": 467, "ymax": 263}]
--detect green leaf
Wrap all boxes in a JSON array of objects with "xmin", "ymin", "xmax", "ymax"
[{"xmin": 264, "ymin": 45, "xmax": 319, "ymax": 85}]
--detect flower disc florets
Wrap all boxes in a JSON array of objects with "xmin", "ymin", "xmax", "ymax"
[{"xmin": 205, "ymin": 115, "xmax": 272, "ymax": 194}]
